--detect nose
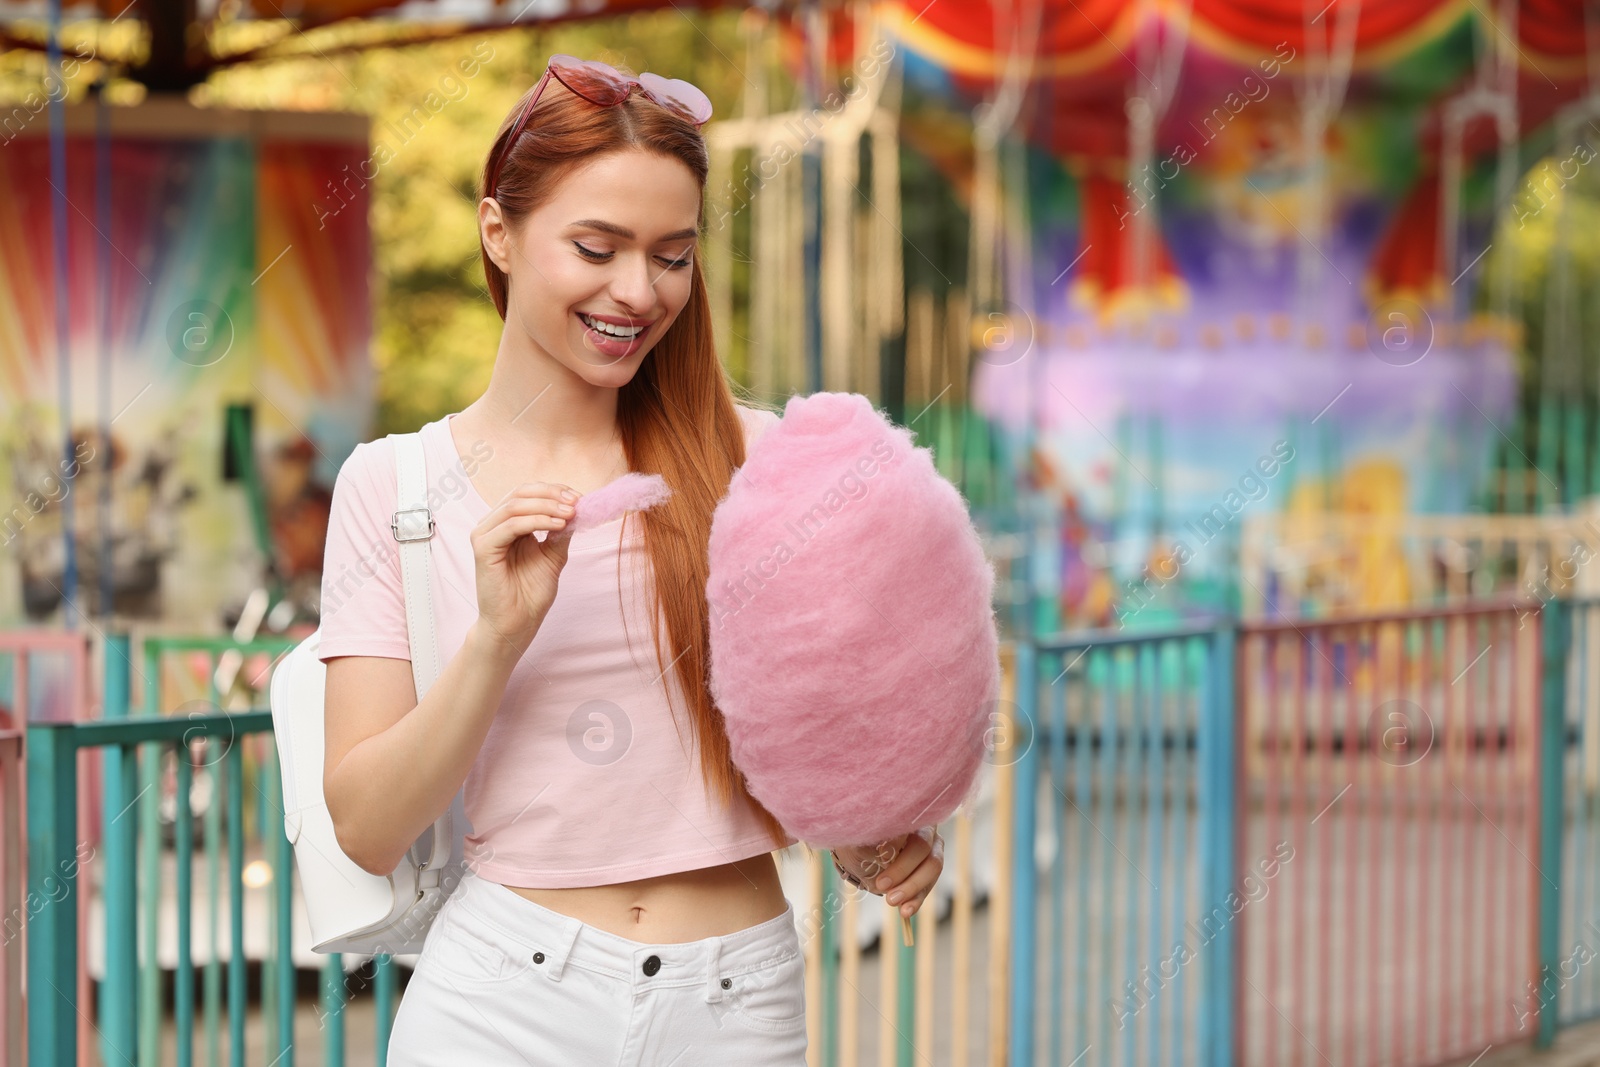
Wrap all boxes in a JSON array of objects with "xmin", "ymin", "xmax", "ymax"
[{"xmin": 608, "ymin": 251, "xmax": 661, "ymax": 317}]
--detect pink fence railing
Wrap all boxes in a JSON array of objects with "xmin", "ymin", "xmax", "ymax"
[
  {"xmin": 0, "ymin": 630, "xmax": 94, "ymax": 1066},
  {"xmin": 1235, "ymin": 602, "xmax": 1541, "ymax": 1067}
]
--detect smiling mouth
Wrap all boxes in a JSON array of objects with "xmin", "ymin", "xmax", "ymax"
[{"xmin": 577, "ymin": 312, "xmax": 650, "ymax": 340}]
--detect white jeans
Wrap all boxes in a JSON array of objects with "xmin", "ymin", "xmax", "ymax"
[{"xmin": 387, "ymin": 867, "xmax": 809, "ymax": 1066}]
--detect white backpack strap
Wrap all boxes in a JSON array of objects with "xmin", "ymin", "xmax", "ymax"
[
  {"xmin": 390, "ymin": 431, "xmax": 441, "ymax": 698},
  {"xmin": 390, "ymin": 430, "xmax": 459, "ymax": 878}
]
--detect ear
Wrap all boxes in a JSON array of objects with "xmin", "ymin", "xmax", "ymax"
[{"xmin": 479, "ymin": 197, "xmax": 513, "ymax": 274}]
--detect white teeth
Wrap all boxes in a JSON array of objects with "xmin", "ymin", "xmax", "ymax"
[{"xmin": 580, "ymin": 313, "xmax": 645, "ymax": 339}]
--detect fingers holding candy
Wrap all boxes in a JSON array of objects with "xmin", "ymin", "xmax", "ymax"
[
  {"xmin": 831, "ymin": 826, "xmax": 945, "ymax": 920},
  {"xmin": 881, "ymin": 829, "xmax": 944, "ymax": 919}
]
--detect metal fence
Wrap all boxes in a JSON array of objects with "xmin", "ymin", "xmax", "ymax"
[
  {"xmin": 1556, "ymin": 598, "xmax": 1600, "ymax": 1033},
  {"xmin": 26, "ymin": 631, "xmax": 409, "ymax": 1067},
  {"xmin": 13, "ymin": 603, "xmax": 1600, "ymax": 1065},
  {"xmin": 1010, "ymin": 621, "xmax": 1235, "ymax": 1067},
  {"xmin": 1236, "ymin": 603, "xmax": 1543, "ymax": 1067},
  {"xmin": 1, "ymin": 628, "xmax": 93, "ymax": 1066},
  {"xmin": 995, "ymin": 600, "xmax": 1566, "ymax": 1067},
  {"xmin": 0, "ymin": 714, "xmax": 20, "ymax": 1067}
]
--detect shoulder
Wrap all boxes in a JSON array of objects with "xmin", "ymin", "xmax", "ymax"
[
  {"xmin": 334, "ymin": 434, "xmax": 397, "ymax": 494},
  {"xmin": 327, "ymin": 433, "xmax": 410, "ymax": 530},
  {"xmin": 733, "ymin": 403, "xmax": 781, "ymax": 447}
]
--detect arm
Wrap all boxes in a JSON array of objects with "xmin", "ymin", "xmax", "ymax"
[{"xmin": 323, "ymin": 622, "xmax": 522, "ymax": 875}]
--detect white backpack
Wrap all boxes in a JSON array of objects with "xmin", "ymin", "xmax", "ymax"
[{"xmin": 269, "ymin": 430, "xmax": 470, "ymax": 956}]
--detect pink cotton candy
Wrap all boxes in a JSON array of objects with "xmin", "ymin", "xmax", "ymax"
[
  {"xmin": 569, "ymin": 472, "xmax": 672, "ymax": 533},
  {"xmin": 705, "ymin": 391, "xmax": 1000, "ymax": 849}
]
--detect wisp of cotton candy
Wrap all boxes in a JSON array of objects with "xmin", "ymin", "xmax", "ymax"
[{"xmin": 568, "ymin": 472, "xmax": 672, "ymax": 533}]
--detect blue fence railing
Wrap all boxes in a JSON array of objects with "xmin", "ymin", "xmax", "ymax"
[{"xmin": 1011, "ymin": 621, "xmax": 1235, "ymax": 1067}]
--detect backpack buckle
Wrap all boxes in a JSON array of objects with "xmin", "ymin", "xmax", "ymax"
[{"xmin": 391, "ymin": 507, "xmax": 434, "ymax": 542}]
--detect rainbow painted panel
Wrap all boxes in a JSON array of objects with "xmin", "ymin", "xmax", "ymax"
[{"xmin": 0, "ymin": 105, "xmax": 372, "ymax": 629}]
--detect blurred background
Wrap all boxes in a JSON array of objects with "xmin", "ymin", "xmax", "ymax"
[{"xmin": 2, "ymin": 0, "xmax": 1600, "ymax": 1065}]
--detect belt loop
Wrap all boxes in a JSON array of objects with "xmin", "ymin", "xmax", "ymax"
[
  {"xmin": 544, "ymin": 914, "xmax": 584, "ymax": 982},
  {"xmin": 702, "ymin": 935, "xmax": 726, "ymax": 1004}
]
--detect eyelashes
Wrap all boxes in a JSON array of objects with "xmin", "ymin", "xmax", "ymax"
[{"xmin": 573, "ymin": 241, "xmax": 692, "ymax": 271}]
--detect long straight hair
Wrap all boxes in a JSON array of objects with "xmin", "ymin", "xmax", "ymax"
[{"xmin": 478, "ymin": 71, "xmax": 790, "ymax": 851}]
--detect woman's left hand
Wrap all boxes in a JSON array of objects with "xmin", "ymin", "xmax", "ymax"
[{"xmin": 831, "ymin": 827, "xmax": 944, "ymax": 920}]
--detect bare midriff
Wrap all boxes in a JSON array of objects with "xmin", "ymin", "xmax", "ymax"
[{"xmin": 495, "ymin": 851, "xmax": 789, "ymax": 944}]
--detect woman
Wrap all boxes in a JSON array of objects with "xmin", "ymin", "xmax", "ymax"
[{"xmin": 318, "ymin": 55, "xmax": 945, "ymax": 1064}]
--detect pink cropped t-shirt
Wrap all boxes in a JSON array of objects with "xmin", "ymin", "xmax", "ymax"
[{"xmin": 316, "ymin": 405, "xmax": 798, "ymax": 887}]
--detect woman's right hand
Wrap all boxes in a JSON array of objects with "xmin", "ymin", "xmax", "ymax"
[{"xmin": 470, "ymin": 481, "xmax": 580, "ymax": 653}]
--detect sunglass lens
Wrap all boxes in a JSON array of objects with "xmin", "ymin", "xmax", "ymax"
[
  {"xmin": 638, "ymin": 72, "xmax": 713, "ymax": 124},
  {"xmin": 550, "ymin": 54, "xmax": 631, "ymax": 106}
]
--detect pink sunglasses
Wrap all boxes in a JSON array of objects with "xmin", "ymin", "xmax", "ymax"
[{"xmin": 487, "ymin": 54, "xmax": 714, "ymax": 197}]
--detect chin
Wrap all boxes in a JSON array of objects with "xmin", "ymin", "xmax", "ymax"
[{"xmin": 569, "ymin": 350, "xmax": 647, "ymax": 387}]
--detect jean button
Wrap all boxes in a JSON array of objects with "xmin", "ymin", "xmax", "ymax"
[
  {"xmin": 642, "ymin": 954, "xmax": 661, "ymax": 977},
  {"xmin": 532, "ymin": 951, "xmax": 545, "ymax": 964}
]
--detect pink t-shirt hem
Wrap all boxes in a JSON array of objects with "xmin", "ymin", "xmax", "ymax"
[{"xmin": 317, "ymin": 637, "xmax": 410, "ymax": 660}]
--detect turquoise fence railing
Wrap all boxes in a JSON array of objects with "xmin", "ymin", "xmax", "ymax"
[
  {"xmin": 0, "ymin": 717, "xmax": 22, "ymax": 1066},
  {"xmin": 1011, "ymin": 620, "xmax": 1236, "ymax": 1067},
  {"xmin": 28, "ymin": 630, "xmax": 403, "ymax": 1067},
  {"xmin": 25, "ymin": 700, "xmax": 267, "ymax": 1066}
]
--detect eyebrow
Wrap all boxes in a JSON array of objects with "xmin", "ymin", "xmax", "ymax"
[{"xmin": 569, "ymin": 219, "xmax": 698, "ymax": 242}]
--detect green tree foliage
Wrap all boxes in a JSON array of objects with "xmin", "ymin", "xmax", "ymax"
[
  {"xmin": 1473, "ymin": 143, "xmax": 1600, "ymax": 508},
  {"xmin": 1487, "ymin": 145, "xmax": 1600, "ymax": 401}
]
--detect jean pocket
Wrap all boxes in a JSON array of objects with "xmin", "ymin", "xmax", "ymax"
[
  {"xmin": 419, "ymin": 904, "xmax": 532, "ymax": 987},
  {"xmin": 716, "ymin": 950, "xmax": 807, "ymax": 1032}
]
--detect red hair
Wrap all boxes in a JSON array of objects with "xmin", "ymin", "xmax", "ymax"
[{"xmin": 478, "ymin": 72, "xmax": 789, "ymax": 850}]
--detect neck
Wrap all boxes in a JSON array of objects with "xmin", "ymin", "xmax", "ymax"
[{"xmin": 473, "ymin": 334, "xmax": 621, "ymax": 460}]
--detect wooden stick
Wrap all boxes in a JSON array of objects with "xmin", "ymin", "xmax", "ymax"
[{"xmin": 900, "ymin": 913, "xmax": 914, "ymax": 946}]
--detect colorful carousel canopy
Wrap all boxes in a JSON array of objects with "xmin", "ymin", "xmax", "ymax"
[{"xmin": 842, "ymin": 1, "xmax": 1600, "ymax": 525}]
